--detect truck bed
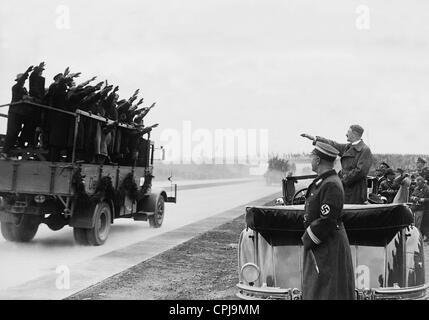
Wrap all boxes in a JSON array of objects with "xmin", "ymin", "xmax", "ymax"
[{"xmin": 0, "ymin": 160, "xmax": 149, "ymax": 196}]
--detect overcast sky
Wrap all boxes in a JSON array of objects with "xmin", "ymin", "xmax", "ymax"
[{"xmin": 1, "ymin": 0, "xmax": 428, "ymax": 156}]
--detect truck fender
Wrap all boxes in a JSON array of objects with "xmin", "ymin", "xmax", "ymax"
[
  {"xmin": 151, "ymin": 189, "xmax": 168, "ymax": 203},
  {"xmin": 138, "ymin": 190, "xmax": 167, "ymax": 213}
]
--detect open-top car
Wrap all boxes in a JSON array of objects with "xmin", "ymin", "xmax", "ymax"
[{"xmin": 237, "ymin": 174, "xmax": 428, "ymax": 300}]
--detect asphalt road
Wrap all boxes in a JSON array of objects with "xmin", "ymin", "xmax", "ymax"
[{"xmin": 0, "ymin": 178, "xmax": 280, "ymax": 297}]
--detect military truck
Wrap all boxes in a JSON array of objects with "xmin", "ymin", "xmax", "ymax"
[
  {"xmin": 264, "ymin": 155, "xmax": 295, "ymax": 186},
  {"xmin": 0, "ymin": 101, "xmax": 176, "ymax": 245}
]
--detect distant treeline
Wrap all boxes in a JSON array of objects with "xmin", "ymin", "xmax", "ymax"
[
  {"xmin": 285, "ymin": 153, "xmax": 428, "ymax": 172},
  {"xmin": 152, "ymin": 154, "xmax": 428, "ymax": 181},
  {"xmin": 267, "ymin": 154, "xmax": 296, "ymax": 173},
  {"xmin": 153, "ymin": 162, "xmax": 251, "ymax": 180}
]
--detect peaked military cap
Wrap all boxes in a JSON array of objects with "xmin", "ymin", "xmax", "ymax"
[
  {"xmin": 53, "ymin": 73, "xmax": 63, "ymax": 81},
  {"xmin": 311, "ymin": 142, "xmax": 339, "ymax": 162},
  {"xmin": 14, "ymin": 73, "xmax": 25, "ymax": 81},
  {"xmin": 380, "ymin": 162, "xmax": 390, "ymax": 168}
]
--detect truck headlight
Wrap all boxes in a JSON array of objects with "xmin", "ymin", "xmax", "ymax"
[{"xmin": 241, "ymin": 263, "xmax": 260, "ymax": 284}]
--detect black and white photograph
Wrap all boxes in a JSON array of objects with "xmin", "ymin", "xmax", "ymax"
[{"xmin": 0, "ymin": 0, "xmax": 428, "ymax": 306}]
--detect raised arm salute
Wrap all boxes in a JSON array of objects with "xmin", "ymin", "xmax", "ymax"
[{"xmin": 301, "ymin": 124, "xmax": 373, "ymax": 204}]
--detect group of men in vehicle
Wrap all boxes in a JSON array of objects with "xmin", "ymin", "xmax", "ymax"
[
  {"xmin": 2, "ymin": 63, "xmax": 158, "ymax": 165},
  {"xmin": 372, "ymin": 157, "xmax": 429, "ymax": 240}
]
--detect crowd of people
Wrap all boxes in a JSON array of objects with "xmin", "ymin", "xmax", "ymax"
[
  {"xmin": 372, "ymin": 157, "xmax": 429, "ymax": 241},
  {"xmin": 2, "ymin": 62, "xmax": 158, "ymax": 165}
]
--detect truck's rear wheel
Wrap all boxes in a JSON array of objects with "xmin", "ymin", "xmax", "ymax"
[
  {"xmin": 149, "ymin": 196, "xmax": 164, "ymax": 228},
  {"xmin": 73, "ymin": 227, "xmax": 89, "ymax": 245},
  {"xmin": 86, "ymin": 202, "xmax": 111, "ymax": 246},
  {"xmin": 1, "ymin": 215, "xmax": 40, "ymax": 242}
]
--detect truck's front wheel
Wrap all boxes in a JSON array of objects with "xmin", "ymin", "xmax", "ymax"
[
  {"xmin": 1, "ymin": 215, "xmax": 40, "ymax": 242},
  {"xmin": 86, "ymin": 202, "xmax": 111, "ymax": 246},
  {"xmin": 149, "ymin": 196, "xmax": 164, "ymax": 228}
]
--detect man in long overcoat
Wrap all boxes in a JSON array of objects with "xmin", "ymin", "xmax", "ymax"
[
  {"xmin": 3, "ymin": 66, "xmax": 34, "ymax": 155},
  {"xmin": 301, "ymin": 141, "xmax": 355, "ymax": 300},
  {"xmin": 46, "ymin": 73, "xmax": 69, "ymax": 161},
  {"xmin": 301, "ymin": 124, "xmax": 373, "ymax": 204}
]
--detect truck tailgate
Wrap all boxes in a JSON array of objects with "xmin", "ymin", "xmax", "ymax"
[{"xmin": 0, "ymin": 160, "xmax": 73, "ymax": 195}]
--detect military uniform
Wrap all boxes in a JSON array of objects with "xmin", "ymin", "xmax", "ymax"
[
  {"xmin": 4, "ymin": 73, "xmax": 33, "ymax": 153},
  {"xmin": 417, "ymin": 167, "xmax": 429, "ymax": 183},
  {"xmin": 301, "ymin": 168, "xmax": 355, "ymax": 300},
  {"xmin": 378, "ymin": 179, "xmax": 399, "ymax": 203},
  {"xmin": 410, "ymin": 183, "xmax": 429, "ymax": 237}
]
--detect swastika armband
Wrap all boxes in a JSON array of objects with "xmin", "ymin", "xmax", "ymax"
[{"xmin": 320, "ymin": 204, "xmax": 330, "ymax": 216}]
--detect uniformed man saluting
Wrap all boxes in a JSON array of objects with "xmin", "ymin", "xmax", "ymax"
[
  {"xmin": 301, "ymin": 125, "xmax": 373, "ymax": 204},
  {"xmin": 301, "ymin": 141, "xmax": 355, "ymax": 300}
]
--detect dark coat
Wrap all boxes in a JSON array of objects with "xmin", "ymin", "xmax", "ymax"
[
  {"xmin": 301, "ymin": 169, "xmax": 355, "ymax": 300},
  {"xmin": 373, "ymin": 176, "xmax": 385, "ymax": 194},
  {"xmin": 10, "ymin": 79, "xmax": 33, "ymax": 116},
  {"xmin": 378, "ymin": 179, "xmax": 399, "ymax": 203},
  {"xmin": 316, "ymin": 137, "xmax": 373, "ymax": 204},
  {"xmin": 411, "ymin": 184, "xmax": 429, "ymax": 211},
  {"xmin": 47, "ymin": 81, "xmax": 70, "ymax": 148},
  {"xmin": 29, "ymin": 72, "xmax": 45, "ymax": 102}
]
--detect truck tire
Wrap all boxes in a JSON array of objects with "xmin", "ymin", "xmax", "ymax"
[
  {"xmin": 149, "ymin": 196, "xmax": 164, "ymax": 228},
  {"xmin": 86, "ymin": 202, "xmax": 111, "ymax": 246},
  {"xmin": 73, "ymin": 227, "xmax": 89, "ymax": 245},
  {"xmin": 1, "ymin": 215, "xmax": 40, "ymax": 242}
]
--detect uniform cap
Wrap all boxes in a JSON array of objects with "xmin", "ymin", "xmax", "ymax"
[
  {"xmin": 350, "ymin": 124, "xmax": 364, "ymax": 136},
  {"xmin": 417, "ymin": 157, "xmax": 426, "ymax": 164},
  {"xmin": 15, "ymin": 73, "xmax": 24, "ymax": 81},
  {"xmin": 53, "ymin": 73, "xmax": 63, "ymax": 81},
  {"xmin": 380, "ymin": 162, "xmax": 390, "ymax": 168},
  {"xmin": 311, "ymin": 142, "xmax": 339, "ymax": 162}
]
